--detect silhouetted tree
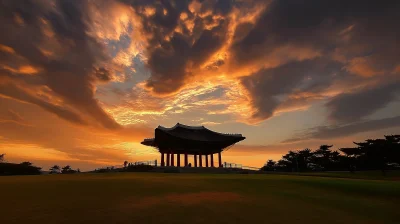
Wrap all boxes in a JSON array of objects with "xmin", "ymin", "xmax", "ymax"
[
  {"xmin": 342, "ymin": 135, "xmax": 400, "ymax": 174},
  {"xmin": 312, "ymin": 145, "xmax": 334, "ymax": 170},
  {"xmin": 20, "ymin": 161, "xmax": 33, "ymax": 166},
  {"xmin": 298, "ymin": 148, "xmax": 313, "ymax": 171},
  {"xmin": 0, "ymin": 161, "xmax": 41, "ymax": 175},
  {"xmin": 124, "ymin": 161, "xmax": 128, "ymax": 168},
  {"xmin": 264, "ymin": 135, "xmax": 400, "ymax": 173},
  {"xmin": 0, "ymin": 154, "xmax": 5, "ymax": 163},
  {"xmin": 282, "ymin": 151, "xmax": 299, "ymax": 171},
  {"xmin": 62, "ymin": 165, "xmax": 72, "ymax": 173},
  {"xmin": 261, "ymin": 160, "xmax": 276, "ymax": 171},
  {"xmin": 340, "ymin": 147, "xmax": 361, "ymax": 172},
  {"xmin": 50, "ymin": 165, "xmax": 60, "ymax": 174}
]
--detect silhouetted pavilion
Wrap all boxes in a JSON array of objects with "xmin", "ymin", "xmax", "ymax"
[{"xmin": 141, "ymin": 123, "xmax": 245, "ymax": 167}]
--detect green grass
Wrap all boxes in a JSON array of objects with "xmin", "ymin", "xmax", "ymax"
[
  {"xmin": 263, "ymin": 170, "xmax": 400, "ymax": 180},
  {"xmin": 1, "ymin": 173, "xmax": 399, "ymax": 224}
]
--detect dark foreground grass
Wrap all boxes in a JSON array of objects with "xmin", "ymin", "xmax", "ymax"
[
  {"xmin": 263, "ymin": 170, "xmax": 400, "ymax": 181},
  {"xmin": 1, "ymin": 173, "xmax": 399, "ymax": 224}
]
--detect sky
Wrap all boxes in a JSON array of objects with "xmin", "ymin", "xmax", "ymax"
[{"xmin": 0, "ymin": 0, "xmax": 399, "ymax": 171}]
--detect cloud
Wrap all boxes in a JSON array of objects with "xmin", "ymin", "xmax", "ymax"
[
  {"xmin": 117, "ymin": 0, "xmax": 235, "ymax": 95},
  {"xmin": 0, "ymin": 81, "xmax": 87, "ymax": 126},
  {"xmin": 283, "ymin": 116, "xmax": 400, "ymax": 143},
  {"xmin": 240, "ymin": 59, "xmax": 343, "ymax": 123},
  {"xmin": 228, "ymin": 0, "xmax": 400, "ymax": 123},
  {"xmin": 1, "ymin": 0, "xmax": 400, "ymax": 169},
  {"xmin": 0, "ymin": 97, "xmax": 152, "ymax": 167},
  {"xmin": 0, "ymin": 109, "xmax": 31, "ymax": 126},
  {"xmin": 0, "ymin": 0, "xmax": 120, "ymax": 129},
  {"xmin": 114, "ymin": 0, "xmax": 400, "ymax": 124},
  {"xmin": 326, "ymin": 82, "xmax": 400, "ymax": 123}
]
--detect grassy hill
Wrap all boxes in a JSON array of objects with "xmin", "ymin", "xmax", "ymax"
[{"xmin": 1, "ymin": 173, "xmax": 399, "ymax": 224}]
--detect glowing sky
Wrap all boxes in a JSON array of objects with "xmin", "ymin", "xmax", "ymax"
[{"xmin": 0, "ymin": 0, "xmax": 399, "ymax": 170}]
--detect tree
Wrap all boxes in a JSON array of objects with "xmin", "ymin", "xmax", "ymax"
[
  {"xmin": 298, "ymin": 148, "xmax": 313, "ymax": 171},
  {"xmin": 261, "ymin": 160, "xmax": 276, "ymax": 171},
  {"xmin": 62, "ymin": 165, "xmax": 72, "ymax": 174},
  {"xmin": 339, "ymin": 147, "xmax": 361, "ymax": 172},
  {"xmin": 50, "ymin": 165, "xmax": 60, "ymax": 174},
  {"xmin": 20, "ymin": 161, "xmax": 33, "ymax": 166},
  {"xmin": 124, "ymin": 161, "xmax": 128, "ymax": 168},
  {"xmin": 276, "ymin": 159, "xmax": 291, "ymax": 171},
  {"xmin": 351, "ymin": 136, "xmax": 400, "ymax": 174},
  {"xmin": 282, "ymin": 151, "xmax": 299, "ymax": 171},
  {"xmin": 266, "ymin": 135, "xmax": 399, "ymax": 173},
  {"xmin": 0, "ymin": 154, "xmax": 5, "ymax": 163},
  {"xmin": 313, "ymin": 145, "xmax": 334, "ymax": 170},
  {"xmin": 0, "ymin": 162, "xmax": 41, "ymax": 175}
]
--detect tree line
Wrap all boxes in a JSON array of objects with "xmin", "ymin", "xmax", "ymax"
[
  {"xmin": 0, "ymin": 154, "xmax": 42, "ymax": 175},
  {"xmin": 49, "ymin": 165, "xmax": 80, "ymax": 174},
  {"xmin": 0, "ymin": 154, "xmax": 80, "ymax": 175},
  {"xmin": 261, "ymin": 135, "xmax": 400, "ymax": 173}
]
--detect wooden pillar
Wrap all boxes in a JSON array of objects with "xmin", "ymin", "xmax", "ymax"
[
  {"xmin": 177, "ymin": 153, "xmax": 181, "ymax": 167},
  {"xmin": 171, "ymin": 152, "xmax": 174, "ymax": 167},
  {"xmin": 161, "ymin": 152, "xmax": 165, "ymax": 167},
  {"xmin": 199, "ymin": 153, "xmax": 202, "ymax": 167},
  {"xmin": 185, "ymin": 153, "xmax": 188, "ymax": 166},
  {"xmin": 210, "ymin": 154, "xmax": 214, "ymax": 167},
  {"xmin": 218, "ymin": 152, "xmax": 222, "ymax": 167},
  {"xmin": 194, "ymin": 154, "xmax": 197, "ymax": 167},
  {"xmin": 166, "ymin": 152, "xmax": 170, "ymax": 166},
  {"xmin": 205, "ymin": 154, "xmax": 209, "ymax": 167}
]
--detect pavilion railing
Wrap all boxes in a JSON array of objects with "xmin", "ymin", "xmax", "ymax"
[
  {"xmin": 128, "ymin": 160, "xmax": 158, "ymax": 167},
  {"xmin": 223, "ymin": 162, "xmax": 242, "ymax": 169},
  {"xmin": 223, "ymin": 162, "xmax": 260, "ymax": 171},
  {"xmin": 119, "ymin": 160, "xmax": 260, "ymax": 170}
]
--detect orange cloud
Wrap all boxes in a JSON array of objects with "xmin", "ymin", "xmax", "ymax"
[
  {"xmin": 0, "ymin": 44, "xmax": 16, "ymax": 54},
  {"xmin": 346, "ymin": 57, "xmax": 385, "ymax": 77},
  {"xmin": 0, "ymin": 97, "xmax": 152, "ymax": 169},
  {"xmin": 2, "ymin": 65, "xmax": 39, "ymax": 75}
]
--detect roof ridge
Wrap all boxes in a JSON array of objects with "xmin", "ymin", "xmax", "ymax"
[
  {"xmin": 158, "ymin": 123, "xmax": 205, "ymax": 130},
  {"xmin": 158, "ymin": 123, "xmax": 243, "ymax": 137}
]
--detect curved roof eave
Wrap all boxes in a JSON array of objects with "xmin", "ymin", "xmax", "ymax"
[
  {"xmin": 158, "ymin": 123, "xmax": 205, "ymax": 131},
  {"xmin": 157, "ymin": 123, "xmax": 243, "ymax": 137}
]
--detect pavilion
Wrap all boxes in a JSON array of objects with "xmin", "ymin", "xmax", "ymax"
[{"xmin": 141, "ymin": 123, "xmax": 245, "ymax": 167}]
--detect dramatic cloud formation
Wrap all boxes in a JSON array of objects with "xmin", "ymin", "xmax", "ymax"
[
  {"xmin": 115, "ymin": 0, "xmax": 400, "ymax": 124},
  {"xmin": 0, "ymin": 0, "xmax": 120, "ymax": 129},
  {"xmin": 0, "ymin": 0, "xmax": 399, "ymax": 169},
  {"xmin": 326, "ymin": 82, "xmax": 400, "ymax": 122},
  {"xmin": 283, "ymin": 116, "xmax": 400, "ymax": 143}
]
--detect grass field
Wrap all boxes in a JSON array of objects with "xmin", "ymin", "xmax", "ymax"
[
  {"xmin": 1, "ymin": 173, "xmax": 399, "ymax": 224},
  {"xmin": 263, "ymin": 170, "xmax": 400, "ymax": 180}
]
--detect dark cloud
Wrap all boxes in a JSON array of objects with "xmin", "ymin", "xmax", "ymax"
[
  {"xmin": 0, "ymin": 0, "xmax": 120, "ymax": 129},
  {"xmin": 122, "ymin": 0, "xmax": 232, "ymax": 95},
  {"xmin": 122, "ymin": 0, "xmax": 400, "ymax": 124},
  {"xmin": 0, "ymin": 82, "xmax": 87, "ymax": 126},
  {"xmin": 1, "ymin": 0, "xmax": 399, "ymax": 128},
  {"xmin": 241, "ymin": 59, "xmax": 343, "ymax": 121},
  {"xmin": 283, "ymin": 116, "xmax": 400, "ymax": 143},
  {"xmin": 191, "ymin": 23, "xmax": 228, "ymax": 67},
  {"xmin": 93, "ymin": 67, "xmax": 114, "ymax": 83},
  {"xmin": 145, "ymin": 33, "xmax": 191, "ymax": 94},
  {"xmin": 327, "ymin": 82, "xmax": 400, "ymax": 123},
  {"xmin": 231, "ymin": 0, "xmax": 400, "ymax": 64},
  {"xmin": 232, "ymin": 0, "xmax": 400, "ymax": 123}
]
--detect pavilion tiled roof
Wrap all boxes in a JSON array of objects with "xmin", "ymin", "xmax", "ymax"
[
  {"xmin": 157, "ymin": 123, "xmax": 243, "ymax": 141},
  {"xmin": 141, "ymin": 123, "xmax": 245, "ymax": 154}
]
